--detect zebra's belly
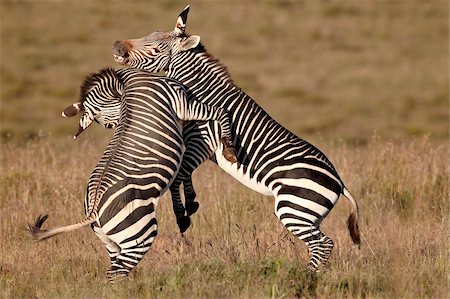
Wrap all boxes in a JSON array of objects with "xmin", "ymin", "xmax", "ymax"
[{"xmin": 214, "ymin": 148, "xmax": 273, "ymax": 196}]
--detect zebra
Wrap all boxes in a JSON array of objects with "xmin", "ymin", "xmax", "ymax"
[
  {"xmin": 28, "ymin": 67, "xmax": 238, "ymax": 281},
  {"xmin": 110, "ymin": 6, "xmax": 361, "ymax": 272},
  {"xmin": 61, "ymin": 70, "xmax": 237, "ymax": 230}
]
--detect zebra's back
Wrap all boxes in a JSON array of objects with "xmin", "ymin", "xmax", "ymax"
[{"xmin": 88, "ymin": 70, "xmax": 187, "ymax": 223}]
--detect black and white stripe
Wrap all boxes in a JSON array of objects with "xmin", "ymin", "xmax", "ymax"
[
  {"xmin": 111, "ymin": 6, "xmax": 361, "ymax": 272},
  {"xmin": 28, "ymin": 67, "xmax": 237, "ymax": 281}
]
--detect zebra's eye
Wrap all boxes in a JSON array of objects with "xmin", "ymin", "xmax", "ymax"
[{"xmin": 147, "ymin": 47, "xmax": 161, "ymax": 56}]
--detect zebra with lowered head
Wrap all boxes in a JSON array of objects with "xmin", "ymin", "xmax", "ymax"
[
  {"xmin": 111, "ymin": 6, "xmax": 361, "ymax": 272},
  {"xmin": 28, "ymin": 67, "xmax": 237, "ymax": 281}
]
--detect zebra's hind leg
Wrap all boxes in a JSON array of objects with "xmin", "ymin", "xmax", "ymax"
[
  {"xmin": 93, "ymin": 225, "xmax": 121, "ymax": 266},
  {"xmin": 93, "ymin": 226, "xmax": 129, "ymax": 281},
  {"xmin": 305, "ymin": 234, "xmax": 334, "ymax": 271},
  {"xmin": 170, "ymin": 179, "xmax": 190, "ymax": 233},
  {"xmin": 318, "ymin": 235, "xmax": 334, "ymax": 267},
  {"xmin": 106, "ymin": 230, "xmax": 158, "ymax": 282},
  {"xmin": 104, "ymin": 210, "xmax": 159, "ymax": 282},
  {"xmin": 274, "ymin": 187, "xmax": 338, "ymax": 272}
]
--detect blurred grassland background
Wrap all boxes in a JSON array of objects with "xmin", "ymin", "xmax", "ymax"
[
  {"xmin": 1, "ymin": 1, "xmax": 449, "ymax": 298},
  {"xmin": 1, "ymin": 0, "xmax": 448, "ymax": 143}
]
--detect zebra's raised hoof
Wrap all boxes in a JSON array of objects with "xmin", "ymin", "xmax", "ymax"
[
  {"xmin": 186, "ymin": 201, "xmax": 199, "ymax": 216},
  {"xmin": 177, "ymin": 215, "xmax": 191, "ymax": 233},
  {"xmin": 223, "ymin": 146, "xmax": 238, "ymax": 163},
  {"xmin": 220, "ymin": 137, "xmax": 238, "ymax": 163}
]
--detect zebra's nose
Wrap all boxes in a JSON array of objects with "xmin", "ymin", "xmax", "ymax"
[{"xmin": 112, "ymin": 41, "xmax": 130, "ymax": 57}]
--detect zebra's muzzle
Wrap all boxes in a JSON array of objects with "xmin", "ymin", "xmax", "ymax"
[
  {"xmin": 112, "ymin": 41, "xmax": 130, "ymax": 65},
  {"xmin": 113, "ymin": 54, "xmax": 129, "ymax": 65}
]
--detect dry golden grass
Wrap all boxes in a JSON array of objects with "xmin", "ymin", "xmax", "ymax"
[
  {"xmin": 1, "ymin": 136, "xmax": 448, "ymax": 298},
  {"xmin": 1, "ymin": 1, "xmax": 449, "ymax": 298}
]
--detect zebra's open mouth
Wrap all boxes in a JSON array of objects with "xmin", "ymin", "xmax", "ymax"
[{"xmin": 114, "ymin": 55, "xmax": 129, "ymax": 65}]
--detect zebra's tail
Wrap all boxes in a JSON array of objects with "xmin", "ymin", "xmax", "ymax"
[
  {"xmin": 342, "ymin": 187, "xmax": 361, "ymax": 248},
  {"xmin": 27, "ymin": 213, "xmax": 97, "ymax": 242}
]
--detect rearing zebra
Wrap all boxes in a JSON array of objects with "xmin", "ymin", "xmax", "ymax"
[
  {"xmin": 28, "ymin": 67, "xmax": 237, "ymax": 281},
  {"xmin": 111, "ymin": 6, "xmax": 361, "ymax": 272}
]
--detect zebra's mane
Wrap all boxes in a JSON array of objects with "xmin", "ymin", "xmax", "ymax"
[
  {"xmin": 79, "ymin": 67, "xmax": 121, "ymax": 103},
  {"xmin": 191, "ymin": 41, "xmax": 234, "ymax": 84}
]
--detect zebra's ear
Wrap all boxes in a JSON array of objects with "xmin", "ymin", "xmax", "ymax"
[
  {"xmin": 180, "ymin": 35, "xmax": 200, "ymax": 52},
  {"xmin": 174, "ymin": 5, "xmax": 190, "ymax": 36},
  {"xmin": 62, "ymin": 102, "xmax": 83, "ymax": 117},
  {"xmin": 73, "ymin": 112, "xmax": 93, "ymax": 139}
]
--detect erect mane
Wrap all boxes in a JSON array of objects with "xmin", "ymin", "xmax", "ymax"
[
  {"xmin": 187, "ymin": 38, "xmax": 234, "ymax": 84},
  {"xmin": 79, "ymin": 67, "xmax": 121, "ymax": 103}
]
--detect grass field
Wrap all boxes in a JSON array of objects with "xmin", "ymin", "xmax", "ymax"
[
  {"xmin": 1, "ymin": 1, "xmax": 449, "ymax": 298},
  {"xmin": 1, "ymin": 136, "xmax": 448, "ymax": 298}
]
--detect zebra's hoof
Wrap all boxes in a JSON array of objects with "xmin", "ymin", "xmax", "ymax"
[
  {"xmin": 186, "ymin": 201, "xmax": 199, "ymax": 216},
  {"xmin": 177, "ymin": 216, "xmax": 191, "ymax": 233},
  {"xmin": 223, "ymin": 147, "xmax": 238, "ymax": 163}
]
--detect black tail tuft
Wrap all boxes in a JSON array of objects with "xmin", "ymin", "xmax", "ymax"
[
  {"xmin": 346, "ymin": 213, "xmax": 361, "ymax": 248},
  {"xmin": 27, "ymin": 214, "xmax": 48, "ymax": 240}
]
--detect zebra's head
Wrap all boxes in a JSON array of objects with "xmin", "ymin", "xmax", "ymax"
[
  {"xmin": 62, "ymin": 67, "xmax": 122, "ymax": 139},
  {"xmin": 112, "ymin": 5, "xmax": 200, "ymax": 72}
]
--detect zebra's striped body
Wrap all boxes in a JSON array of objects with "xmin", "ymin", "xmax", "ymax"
[
  {"xmin": 111, "ymin": 6, "xmax": 361, "ymax": 272},
  {"xmin": 28, "ymin": 67, "xmax": 237, "ymax": 281}
]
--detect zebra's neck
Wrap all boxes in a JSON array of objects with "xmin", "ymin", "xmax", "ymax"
[
  {"xmin": 167, "ymin": 48, "xmax": 237, "ymax": 101},
  {"xmin": 165, "ymin": 46, "xmax": 339, "ymax": 178}
]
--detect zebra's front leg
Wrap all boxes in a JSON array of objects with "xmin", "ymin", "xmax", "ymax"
[
  {"xmin": 178, "ymin": 99, "xmax": 238, "ymax": 164},
  {"xmin": 183, "ymin": 175, "xmax": 199, "ymax": 217},
  {"xmin": 170, "ymin": 179, "xmax": 191, "ymax": 233},
  {"xmin": 173, "ymin": 121, "xmax": 219, "ymax": 232}
]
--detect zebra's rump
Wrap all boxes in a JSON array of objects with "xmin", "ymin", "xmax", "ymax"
[{"xmin": 97, "ymin": 176, "xmax": 164, "ymax": 224}]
